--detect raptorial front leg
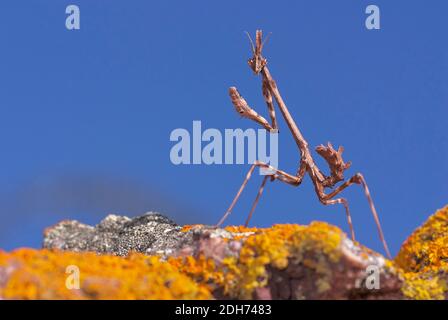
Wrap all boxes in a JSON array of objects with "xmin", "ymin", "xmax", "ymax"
[
  {"xmin": 318, "ymin": 173, "xmax": 392, "ymax": 259},
  {"xmin": 262, "ymin": 77, "xmax": 278, "ymax": 130},
  {"xmin": 229, "ymin": 87, "xmax": 274, "ymax": 131},
  {"xmin": 217, "ymin": 161, "xmax": 304, "ymax": 227}
]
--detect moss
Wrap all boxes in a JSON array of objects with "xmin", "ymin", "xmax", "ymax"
[{"xmin": 0, "ymin": 249, "xmax": 211, "ymax": 300}]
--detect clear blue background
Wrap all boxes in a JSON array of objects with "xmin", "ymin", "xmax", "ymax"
[{"xmin": 0, "ymin": 1, "xmax": 446, "ymax": 256}]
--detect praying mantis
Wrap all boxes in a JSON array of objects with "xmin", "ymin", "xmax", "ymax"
[{"xmin": 217, "ymin": 30, "xmax": 392, "ymax": 259}]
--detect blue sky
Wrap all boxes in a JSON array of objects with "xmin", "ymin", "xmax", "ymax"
[{"xmin": 0, "ymin": 1, "xmax": 446, "ymax": 256}]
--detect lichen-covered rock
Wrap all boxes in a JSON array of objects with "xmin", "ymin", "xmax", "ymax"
[
  {"xmin": 43, "ymin": 212, "xmax": 193, "ymax": 256},
  {"xmin": 394, "ymin": 205, "xmax": 448, "ymax": 299},
  {"xmin": 2, "ymin": 207, "xmax": 447, "ymax": 300},
  {"xmin": 395, "ymin": 206, "xmax": 448, "ymax": 273},
  {"xmin": 171, "ymin": 223, "xmax": 403, "ymax": 299},
  {"xmin": 0, "ymin": 249, "xmax": 211, "ymax": 300}
]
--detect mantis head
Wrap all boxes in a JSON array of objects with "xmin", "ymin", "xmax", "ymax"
[{"xmin": 246, "ymin": 30, "xmax": 270, "ymax": 74}]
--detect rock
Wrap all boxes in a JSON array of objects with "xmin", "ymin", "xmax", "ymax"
[
  {"xmin": 171, "ymin": 223, "xmax": 405, "ymax": 300},
  {"xmin": 1, "ymin": 207, "xmax": 447, "ymax": 300},
  {"xmin": 43, "ymin": 220, "xmax": 95, "ymax": 252},
  {"xmin": 396, "ymin": 205, "xmax": 448, "ymax": 274},
  {"xmin": 395, "ymin": 205, "xmax": 448, "ymax": 299},
  {"xmin": 43, "ymin": 212, "xmax": 193, "ymax": 256},
  {"xmin": 0, "ymin": 249, "xmax": 210, "ymax": 300}
]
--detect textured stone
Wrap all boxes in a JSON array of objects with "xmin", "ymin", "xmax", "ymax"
[
  {"xmin": 3, "ymin": 207, "xmax": 445, "ymax": 300},
  {"xmin": 43, "ymin": 212, "xmax": 193, "ymax": 257}
]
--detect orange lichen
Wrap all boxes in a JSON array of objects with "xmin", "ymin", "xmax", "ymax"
[
  {"xmin": 394, "ymin": 205, "xmax": 448, "ymax": 300},
  {"xmin": 168, "ymin": 255, "xmax": 225, "ymax": 289},
  {"xmin": 222, "ymin": 222, "xmax": 344, "ymax": 298},
  {"xmin": 0, "ymin": 223, "xmax": 346, "ymax": 300},
  {"xmin": 400, "ymin": 272, "xmax": 446, "ymax": 300},
  {"xmin": 170, "ymin": 222, "xmax": 344, "ymax": 299},
  {"xmin": 180, "ymin": 224, "xmax": 203, "ymax": 232},
  {"xmin": 395, "ymin": 206, "xmax": 448, "ymax": 273},
  {"xmin": 224, "ymin": 225, "xmax": 259, "ymax": 234},
  {"xmin": 0, "ymin": 249, "xmax": 211, "ymax": 300},
  {"xmin": 3, "ymin": 206, "xmax": 448, "ymax": 300}
]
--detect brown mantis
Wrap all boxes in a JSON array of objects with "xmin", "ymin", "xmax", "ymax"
[{"xmin": 217, "ymin": 30, "xmax": 392, "ymax": 259}]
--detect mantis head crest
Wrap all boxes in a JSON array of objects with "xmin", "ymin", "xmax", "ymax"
[{"xmin": 246, "ymin": 30, "xmax": 271, "ymax": 74}]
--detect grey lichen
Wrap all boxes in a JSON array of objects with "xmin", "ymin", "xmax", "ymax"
[{"xmin": 43, "ymin": 212, "xmax": 193, "ymax": 257}]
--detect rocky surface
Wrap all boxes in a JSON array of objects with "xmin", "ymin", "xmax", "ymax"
[
  {"xmin": 1, "ymin": 206, "xmax": 447, "ymax": 300},
  {"xmin": 43, "ymin": 212, "xmax": 193, "ymax": 257},
  {"xmin": 395, "ymin": 205, "xmax": 448, "ymax": 299}
]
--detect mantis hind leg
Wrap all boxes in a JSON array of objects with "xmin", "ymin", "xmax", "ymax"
[
  {"xmin": 320, "ymin": 197, "xmax": 356, "ymax": 242},
  {"xmin": 217, "ymin": 161, "xmax": 303, "ymax": 227},
  {"xmin": 245, "ymin": 175, "xmax": 270, "ymax": 227},
  {"xmin": 318, "ymin": 173, "xmax": 392, "ymax": 259}
]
